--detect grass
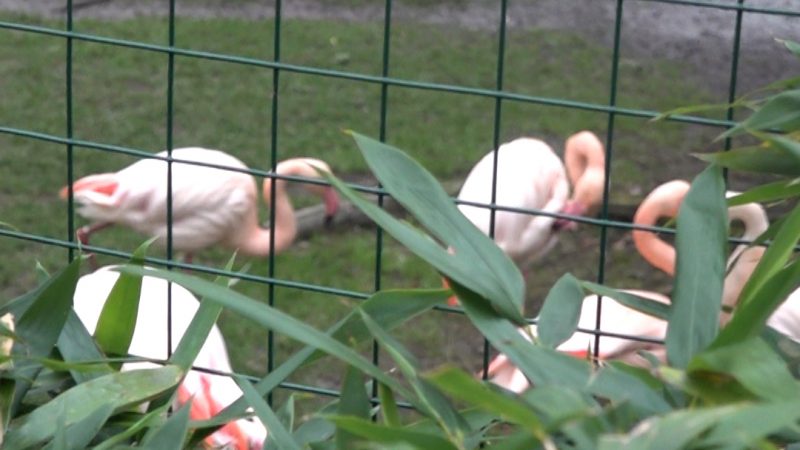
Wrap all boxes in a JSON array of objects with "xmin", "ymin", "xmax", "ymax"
[{"xmin": 0, "ymin": 11, "xmax": 723, "ymax": 414}]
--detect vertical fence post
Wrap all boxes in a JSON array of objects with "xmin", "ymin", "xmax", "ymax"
[
  {"xmin": 65, "ymin": 0, "xmax": 75, "ymax": 261},
  {"xmin": 165, "ymin": 0, "xmax": 177, "ymax": 358},
  {"xmin": 723, "ymin": 0, "xmax": 745, "ymax": 184},
  {"xmin": 266, "ymin": 0, "xmax": 283, "ymax": 406},
  {"xmin": 593, "ymin": 0, "xmax": 625, "ymax": 358}
]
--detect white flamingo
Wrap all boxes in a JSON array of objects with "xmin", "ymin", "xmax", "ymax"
[
  {"xmin": 73, "ymin": 266, "xmax": 267, "ymax": 450},
  {"xmin": 60, "ymin": 149, "xmax": 339, "ymax": 261},
  {"xmin": 447, "ymin": 131, "xmax": 606, "ymax": 304}
]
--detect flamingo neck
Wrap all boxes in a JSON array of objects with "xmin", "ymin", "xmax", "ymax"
[
  {"xmin": 564, "ymin": 132, "xmax": 606, "ymax": 212},
  {"xmin": 238, "ymin": 183, "xmax": 297, "ymax": 257},
  {"xmin": 722, "ymin": 201, "xmax": 769, "ymax": 309}
]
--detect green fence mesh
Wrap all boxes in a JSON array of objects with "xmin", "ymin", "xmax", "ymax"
[{"xmin": 1, "ymin": 0, "xmax": 798, "ymax": 407}]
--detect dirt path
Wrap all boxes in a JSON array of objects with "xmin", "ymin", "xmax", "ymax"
[{"xmin": 3, "ymin": 0, "xmax": 799, "ymax": 95}]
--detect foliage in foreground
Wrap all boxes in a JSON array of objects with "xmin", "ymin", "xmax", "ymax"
[{"xmin": 1, "ymin": 43, "xmax": 800, "ymax": 450}]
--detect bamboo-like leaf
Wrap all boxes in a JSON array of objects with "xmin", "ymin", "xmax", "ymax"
[
  {"xmin": 277, "ymin": 394, "xmax": 296, "ymax": 438},
  {"xmin": 56, "ymin": 311, "xmax": 113, "ymax": 384},
  {"xmin": 237, "ymin": 376, "xmax": 303, "ymax": 450},
  {"xmin": 116, "ymin": 266, "xmax": 415, "ymax": 402},
  {"xmin": 320, "ymin": 132, "xmax": 525, "ymax": 323},
  {"xmin": 34, "ymin": 261, "xmax": 50, "ymax": 285},
  {"xmin": 4, "ymin": 366, "xmax": 182, "ymax": 449},
  {"xmin": 91, "ymin": 404, "xmax": 170, "ymax": 450},
  {"xmin": 722, "ymin": 89, "xmax": 800, "ymax": 137},
  {"xmin": 202, "ymin": 288, "xmax": 445, "ymax": 433},
  {"xmin": 93, "ymin": 240, "xmax": 151, "ymax": 364},
  {"xmin": 40, "ymin": 403, "xmax": 113, "ymax": 450},
  {"xmin": 11, "ymin": 257, "xmax": 80, "ymax": 415},
  {"xmin": 169, "ymin": 254, "xmax": 239, "ymax": 372},
  {"xmin": 140, "ymin": 400, "xmax": 190, "ymax": 449},
  {"xmin": 326, "ymin": 415, "xmax": 459, "ymax": 450},
  {"xmin": 426, "ymin": 366, "xmax": 548, "ymax": 440},
  {"xmin": 695, "ymin": 145, "xmax": 800, "ymax": 176},
  {"xmin": 588, "ymin": 364, "xmax": 672, "ymax": 416},
  {"xmin": 293, "ymin": 401, "xmax": 339, "ymax": 446},
  {"xmin": 358, "ymin": 309, "xmax": 468, "ymax": 439},
  {"xmin": 537, "ymin": 274, "xmax": 586, "ymax": 348},
  {"xmin": 667, "ymin": 165, "xmax": 727, "ymax": 368},
  {"xmin": 699, "ymin": 401, "xmax": 800, "ymax": 448},
  {"xmin": 450, "ymin": 280, "xmax": 591, "ymax": 389},
  {"xmin": 727, "ymin": 178, "xmax": 800, "ymax": 206},
  {"xmin": 779, "ymin": 39, "xmax": 800, "ymax": 57},
  {"xmin": 735, "ymin": 203, "xmax": 800, "ymax": 312},
  {"xmin": 335, "ymin": 365, "xmax": 371, "ymax": 450},
  {"xmin": 715, "ymin": 259, "xmax": 800, "ymax": 347},
  {"xmin": 688, "ymin": 337, "xmax": 800, "ymax": 403},
  {"xmin": 580, "ymin": 281, "xmax": 670, "ymax": 320},
  {"xmin": 484, "ymin": 431, "xmax": 544, "ymax": 450},
  {"xmin": 378, "ymin": 383, "xmax": 401, "ymax": 427}
]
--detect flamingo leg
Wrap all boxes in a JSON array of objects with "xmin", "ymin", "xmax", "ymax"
[{"xmin": 77, "ymin": 222, "xmax": 112, "ymax": 270}]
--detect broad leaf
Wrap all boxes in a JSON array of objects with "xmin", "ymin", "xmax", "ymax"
[
  {"xmin": 378, "ymin": 382, "xmax": 401, "ymax": 427},
  {"xmin": 722, "ymin": 89, "xmax": 800, "ymax": 136},
  {"xmin": 727, "ymin": 178, "xmax": 800, "ymax": 206},
  {"xmin": 581, "ymin": 281, "xmax": 670, "ymax": 320},
  {"xmin": 140, "ymin": 400, "xmax": 190, "ymax": 449},
  {"xmin": 326, "ymin": 416, "xmax": 459, "ymax": 450},
  {"xmin": 237, "ymin": 376, "xmax": 303, "ymax": 450},
  {"xmin": 40, "ymin": 403, "xmax": 113, "ymax": 450},
  {"xmin": 117, "ymin": 266, "xmax": 415, "ymax": 402},
  {"xmin": 322, "ymin": 132, "xmax": 525, "ymax": 323},
  {"xmin": 668, "ymin": 165, "xmax": 727, "ymax": 368},
  {"xmin": 699, "ymin": 401, "xmax": 800, "ymax": 448},
  {"xmin": 11, "ymin": 257, "xmax": 80, "ymax": 414},
  {"xmin": 358, "ymin": 309, "xmax": 468, "ymax": 439},
  {"xmin": 5, "ymin": 366, "xmax": 182, "ymax": 449},
  {"xmin": 696, "ymin": 145, "xmax": 800, "ymax": 176},
  {"xmin": 588, "ymin": 364, "xmax": 673, "ymax": 416},
  {"xmin": 93, "ymin": 240, "xmax": 151, "ymax": 364},
  {"xmin": 426, "ymin": 366, "xmax": 548, "ymax": 439},
  {"xmin": 56, "ymin": 311, "xmax": 113, "ymax": 383},
  {"xmin": 537, "ymin": 274, "xmax": 586, "ymax": 348},
  {"xmin": 335, "ymin": 365, "xmax": 370, "ymax": 450}
]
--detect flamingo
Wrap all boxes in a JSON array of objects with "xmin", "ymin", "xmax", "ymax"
[
  {"xmin": 59, "ymin": 149, "xmax": 339, "ymax": 261},
  {"xmin": 73, "ymin": 266, "xmax": 267, "ymax": 450},
  {"xmin": 447, "ymin": 131, "xmax": 606, "ymax": 305},
  {"xmin": 486, "ymin": 290, "xmax": 670, "ymax": 393}
]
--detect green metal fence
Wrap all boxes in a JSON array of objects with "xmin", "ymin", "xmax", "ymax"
[{"xmin": 1, "ymin": 0, "xmax": 799, "ymax": 409}]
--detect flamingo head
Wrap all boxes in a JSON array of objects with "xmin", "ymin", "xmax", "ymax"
[{"xmin": 552, "ymin": 201, "xmax": 585, "ymax": 231}]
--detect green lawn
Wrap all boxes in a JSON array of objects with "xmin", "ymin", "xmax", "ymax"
[{"xmin": 1, "ymin": 12, "xmax": 719, "ymax": 411}]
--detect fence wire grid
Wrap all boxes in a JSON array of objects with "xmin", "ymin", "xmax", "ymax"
[{"xmin": 1, "ymin": 0, "xmax": 798, "ymax": 414}]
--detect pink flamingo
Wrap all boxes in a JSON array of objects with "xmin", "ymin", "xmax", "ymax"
[
  {"xmin": 447, "ymin": 131, "xmax": 606, "ymax": 305},
  {"xmin": 73, "ymin": 266, "xmax": 267, "ymax": 450},
  {"xmin": 60, "ymin": 149, "xmax": 339, "ymax": 261}
]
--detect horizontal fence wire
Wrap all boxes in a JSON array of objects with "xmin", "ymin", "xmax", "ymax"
[{"xmin": 1, "ymin": 0, "xmax": 799, "ymax": 431}]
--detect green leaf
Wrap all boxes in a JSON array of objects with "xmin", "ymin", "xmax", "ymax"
[
  {"xmin": 140, "ymin": 400, "xmax": 190, "ymax": 449},
  {"xmin": 426, "ymin": 366, "xmax": 548, "ymax": 440},
  {"xmin": 34, "ymin": 261, "xmax": 50, "ymax": 285},
  {"xmin": 323, "ymin": 132, "xmax": 525, "ymax": 323},
  {"xmin": 735, "ymin": 203, "xmax": 800, "ymax": 313},
  {"xmin": 237, "ymin": 376, "xmax": 303, "ymax": 450},
  {"xmin": 667, "ymin": 165, "xmax": 727, "ymax": 368},
  {"xmin": 336, "ymin": 365, "xmax": 371, "ymax": 450},
  {"xmin": 779, "ymin": 39, "xmax": 800, "ymax": 57},
  {"xmin": 587, "ymin": 364, "xmax": 672, "ymax": 416},
  {"xmin": 116, "ymin": 266, "xmax": 416, "ymax": 402},
  {"xmin": 696, "ymin": 145, "xmax": 800, "ymax": 176},
  {"xmin": 56, "ymin": 311, "xmax": 113, "ymax": 383},
  {"xmin": 357, "ymin": 309, "xmax": 468, "ymax": 439},
  {"xmin": 197, "ymin": 288, "xmax": 446, "ymax": 431},
  {"xmin": 91, "ymin": 404, "xmax": 170, "ymax": 450},
  {"xmin": 537, "ymin": 274, "xmax": 586, "ymax": 348},
  {"xmin": 4, "ymin": 366, "xmax": 182, "ymax": 449},
  {"xmin": 580, "ymin": 281, "xmax": 670, "ymax": 320},
  {"xmin": 41, "ymin": 403, "xmax": 113, "ymax": 450},
  {"xmin": 169, "ymin": 254, "xmax": 238, "ymax": 372},
  {"xmin": 326, "ymin": 415, "xmax": 459, "ymax": 450},
  {"xmin": 378, "ymin": 383, "xmax": 401, "ymax": 427},
  {"xmin": 93, "ymin": 240, "xmax": 151, "ymax": 365},
  {"xmin": 723, "ymin": 89, "xmax": 800, "ymax": 136},
  {"xmin": 522, "ymin": 385, "xmax": 599, "ymax": 428},
  {"xmin": 688, "ymin": 338, "xmax": 800, "ymax": 402},
  {"xmin": 450, "ymin": 280, "xmax": 591, "ymax": 389},
  {"xmin": 293, "ymin": 401, "xmax": 339, "ymax": 446},
  {"xmin": 699, "ymin": 401, "xmax": 800, "ymax": 448},
  {"xmin": 11, "ymin": 257, "xmax": 81, "ymax": 415},
  {"xmin": 716, "ymin": 259, "xmax": 800, "ymax": 347},
  {"xmin": 727, "ymin": 178, "xmax": 800, "ymax": 206},
  {"xmin": 484, "ymin": 431, "xmax": 544, "ymax": 450}
]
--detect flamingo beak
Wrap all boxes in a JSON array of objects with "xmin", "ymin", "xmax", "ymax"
[
  {"xmin": 323, "ymin": 186, "xmax": 340, "ymax": 227},
  {"xmin": 442, "ymin": 277, "xmax": 460, "ymax": 306},
  {"xmin": 177, "ymin": 381, "xmax": 253, "ymax": 450}
]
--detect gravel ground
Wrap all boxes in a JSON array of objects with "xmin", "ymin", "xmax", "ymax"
[{"xmin": 2, "ymin": 0, "xmax": 799, "ymax": 95}]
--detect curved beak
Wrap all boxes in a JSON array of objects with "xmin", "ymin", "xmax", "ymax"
[
  {"xmin": 323, "ymin": 186, "xmax": 340, "ymax": 227},
  {"xmin": 552, "ymin": 202, "xmax": 585, "ymax": 231}
]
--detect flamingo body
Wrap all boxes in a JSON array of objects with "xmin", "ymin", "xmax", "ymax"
[
  {"xmin": 487, "ymin": 291, "xmax": 669, "ymax": 393},
  {"xmin": 73, "ymin": 266, "xmax": 266, "ymax": 450}
]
